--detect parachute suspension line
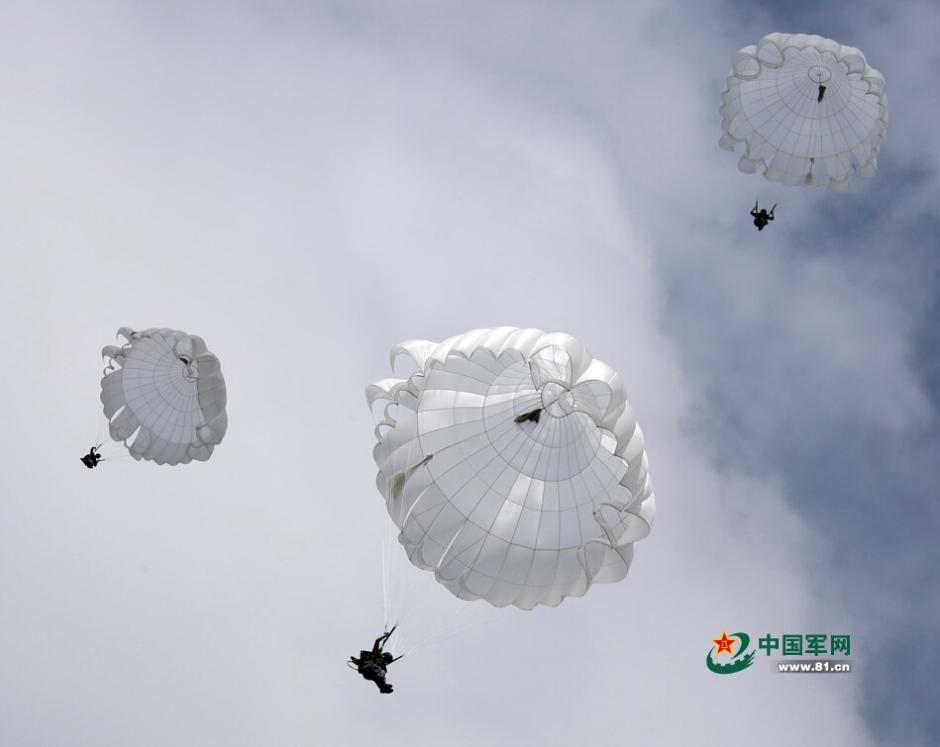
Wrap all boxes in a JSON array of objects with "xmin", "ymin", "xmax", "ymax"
[
  {"xmin": 94, "ymin": 352, "xmax": 125, "ymax": 462},
  {"xmin": 380, "ymin": 490, "xmax": 401, "ymax": 633},
  {"xmin": 380, "ymin": 515, "xmax": 500, "ymax": 658},
  {"xmin": 91, "ymin": 367, "xmax": 117, "ymax": 464},
  {"xmin": 381, "ymin": 512, "xmax": 390, "ymax": 628},
  {"xmin": 96, "ymin": 408, "xmax": 106, "ymax": 448},
  {"xmin": 92, "ymin": 354, "xmax": 108, "ymax": 447},
  {"xmin": 381, "ymin": 466, "xmax": 421, "ymax": 635},
  {"xmin": 384, "ymin": 538, "xmax": 431, "ymax": 633},
  {"xmin": 395, "ymin": 610, "xmax": 500, "ymax": 658},
  {"xmin": 384, "ymin": 525, "xmax": 469, "ymax": 641},
  {"xmin": 379, "ymin": 470, "xmax": 477, "ymax": 655}
]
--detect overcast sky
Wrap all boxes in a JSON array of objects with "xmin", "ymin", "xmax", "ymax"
[{"xmin": 1, "ymin": 1, "xmax": 937, "ymax": 745}]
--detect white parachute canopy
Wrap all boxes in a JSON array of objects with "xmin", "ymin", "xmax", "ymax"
[
  {"xmin": 720, "ymin": 33, "xmax": 888, "ymax": 190},
  {"xmin": 100, "ymin": 327, "xmax": 227, "ymax": 465},
  {"xmin": 367, "ymin": 328, "xmax": 655, "ymax": 611}
]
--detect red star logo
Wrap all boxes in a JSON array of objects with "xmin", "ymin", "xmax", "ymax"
[{"xmin": 712, "ymin": 631, "xmax": 737, "ymax": 656}]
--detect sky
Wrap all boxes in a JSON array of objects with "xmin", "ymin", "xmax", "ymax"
[{"xmin": 0, "ymin": 1, "xmax": 937, "ymax": 745}]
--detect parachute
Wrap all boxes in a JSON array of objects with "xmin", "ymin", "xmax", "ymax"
[
  {"xmin": 99, "ymin": 328, "xmax": 227, "ymax": 465},
  {"xmin": 720, "ymin": 33, "xmax": 888, "ymax": 189},
  {"xmin": 367, "ymin": 328, "xmax": 655, "ymax": 611}
]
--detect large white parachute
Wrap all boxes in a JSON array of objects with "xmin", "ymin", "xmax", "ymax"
[
  {"xmin": 100, "ymin": 328, "xmax": 227, "ymax": 465},
  {"xmin": 367, "ymin": 328, "xmax": 655, "ymax": 610},
  {"xmin": 720, "ymin": 33, "xmax": 888, "ymax": 189}
]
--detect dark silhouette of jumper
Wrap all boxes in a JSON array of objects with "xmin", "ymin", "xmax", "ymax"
[
  {"xmin": 80, "ymin": 445, "xmax": 103, "ymax": 469},
  {"xmin": 350, "ymin": 628, "xmax": 401, "ymax": 694},
  {"xmin": 750, "ymin": 201, "xmax": 776, "ymax": 231}
]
